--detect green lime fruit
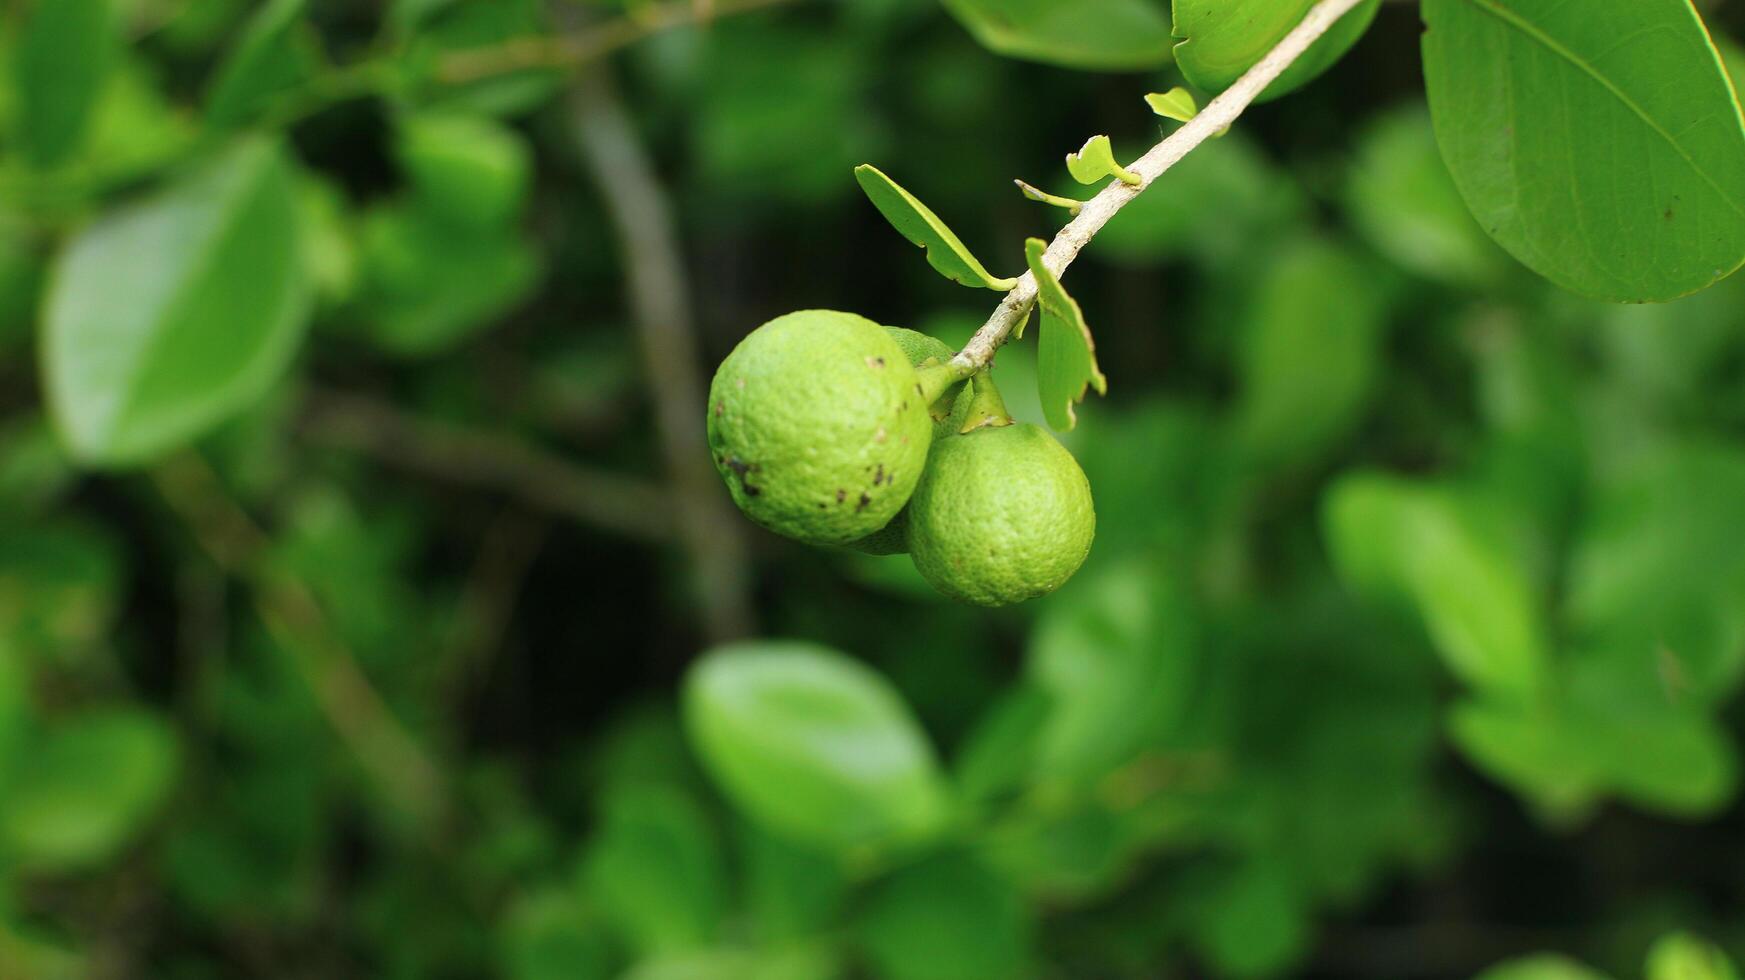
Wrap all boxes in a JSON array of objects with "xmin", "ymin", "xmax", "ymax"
[
  {"xmin": 708, "ymin": 310, "xmax": 934, "ymax": 545},
  {"xmin": 844, "ymin": 327, "xmax": 972, "ymax": 557},
  {"xmin": 906, "ymin": 423, "xmax": 1095, "ymax": 606},
  {"xmin": 883, "ymin": 326, "xmax": 973, "ymax": 438},
  {"xmin": 847, "ymin": 510, "xmax": 910, "ymax": 556}
]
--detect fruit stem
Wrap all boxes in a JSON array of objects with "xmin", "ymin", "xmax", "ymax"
[
  {"xmin": 916, "ymin": 360, "xmax": 973, "ymax": 407},
  {"xmin": 958, "ymin": 370, "xmax": 1014, "ymax": 433}
]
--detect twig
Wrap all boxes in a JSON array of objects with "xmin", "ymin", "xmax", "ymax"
[
  {"xmin": 150, "ymin": 453, "xmax": 449, "ymax": 829},
  {"xmin": 436, "ymin": 0, "xmax": 801, "ymax": 85},
  {"xmin": 439, "ymin": 509, "xmax": 546, "ymax": 712},
  {"xmin": 570, "ymin": 68, "xmax": 757, "ymax": 643},
  {"xmin": 300, "ymin": 389, "xmax": 677, "ymax": 544},
  {"xmin": 952, "ymin": 0, "xmax": 1374, "ymax": 373}
]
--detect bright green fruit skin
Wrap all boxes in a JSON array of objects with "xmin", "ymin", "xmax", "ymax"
[
  {"xmin": 845, "ymin": 327, "xmax": 971, "ymax": 557},
  {"xmin": 708, "ymin": 310, "xmax": 933, "ymax": 545},
  {"xmin": 906, "ymin": 423, "xmax": 1095, "ymax": 606}
]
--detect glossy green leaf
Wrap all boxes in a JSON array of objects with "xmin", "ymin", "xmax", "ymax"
[
  {"xmin": 941, "ymin": 0, "xmax": 1176, "ymax": 71},
  {"xmin": 683, "ymin": 641, "xmax": 951, "ymax": 853},
  {"xmin": 1173, "ymin": 0, "xmax": 1380, "ymax": 102},
  {"xmin": 855, "ymin": 165, "xmax": 1017, "ymax": 290},
  {"xmin": 43, "ymin": 137, "xmax": 311, "ymax": 467},
  {"xmin": 1028, "ymin": 562, "xmax": 1194, "ymax": 781},
  {"xmin": 1325, "ymin": 476, "xmax": 1552, "ymax": 701},
  {"xmin": 205, "ymin": 0, "xmax": 320, "ymax": 128},
  {"xmin": 1476, "ymin": 955, "xmax": 1613, "ymax": 980},
  {"xmin": 1233, "ymin": 239, "xmax": 1390, "ymax": 464},
  {"xmin": 1647, "ymin": 933, "xmax": 1739, "ymax": 980},
  {"xmin": 1144, "ymin": 87, "xmax": 1199, "ymax": 123},
  {"xmin": 14, "ymin": 0, "xmax": 120, "ymax": 166},
  {"xmin": 1421, "ymin": 0, "xmax": 1745, "ymax": 302},
  {"xmin": 395, "ymin": 111, "xmax": 532, "ymax": 229},
  {"xmin": 580, "ymin": 784, "xmax": 726, "ymax": 955},
  {"xmin": 1024, "ymin": 238, "xmax": 1106, "ymax": 432},
  {"xmin": 857, "ymin": 852, "xmax": 1031, "ymax": 980},
  {"xmin": 0, "ymin": 709, "xmax": 180, "ymax": 870},
  {"xmin": 1064, "ymin": 135, "xmax": 1139, "ymax": 186},
  {"xmin": 1344, "ymin": 105, "xmax": 1504, "ymax": 287}
]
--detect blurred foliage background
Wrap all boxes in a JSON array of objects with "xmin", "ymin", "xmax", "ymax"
[{"xmin": 2, "ymin": 0, "xmax": 1745, "ymax": 977}]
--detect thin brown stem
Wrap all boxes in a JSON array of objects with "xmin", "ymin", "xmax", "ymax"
[
  {"xmin": 570, "ymin": 68, "xmax": 757, "ymax": 643},
  {"xmin": 150, "ymin": 453, "xmax": 449, "ymax": 829},
  {"xmin": 299, "ymin": 389, "xmax": 677, "ymax": 544},
  {"xmin": 436, "ymin": 0, "xmax": 801, "ymax": 85}
]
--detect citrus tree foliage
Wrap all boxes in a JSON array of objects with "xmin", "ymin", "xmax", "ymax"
[{"xmin": 1, "ymin": 0, "xmax": 1744, "ymax": 978}]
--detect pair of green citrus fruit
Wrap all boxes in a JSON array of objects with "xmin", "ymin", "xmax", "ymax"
[{"xmin": 706, "ymin": 310, "xmax": 1095, "ymax": 606}]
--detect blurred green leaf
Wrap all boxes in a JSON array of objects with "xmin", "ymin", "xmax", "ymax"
[
  {"xmin": 1192, "ymin": 860, "xmax": 1308, "ymax": 978},
  {"xmin": 1028, "ymin": 562, "xmax": 1195, "ymax": 783},
  {"xmin": 1647, "ymin": 933, "xmax": 1740, "ymax": 980},
  {"xmin": 499, "ymin": 888, "xmax": 613, "ymax": 980},
  {"xmin": 619, "ymin": 946, "xmax": 838, "ymax": 980},
  {"xmin": 1094, "ymin": 133, "xmax": 1304, "ymax": 266},
  {"xmin": 1345, "ymin": 104, "xmax": 1502, "ymax": 287},
  {"xmin": 205, "ymin": 0, "xmax": 320, "ymax": 128},
  {"xmin": 739, "ymin": 823, "xmax": 846, "ymax": 943},
  {"xmin": 1421, "ymin": 0, "xmax": 1745, "ymax": 302},
  {"xmin": 0, "ymin": 520, "xmax": 122, "ymax": 656},
  {"xmin": 1025, "ymin": 238, "xmax": 1107, "ymax": 431},
  {"xmin": 1172, "ymin": 0, "xmax": 1380, "ymax": 102},
  {"xmin": 395, "ymin": 111, "xmax": 531, "ymax": 229},
  {"xmin": 952, "ymin": 687, "xmax": 1048, "ymax": 808},
  {"xmin": 14, "ymin": 0, "xmax": 120, "ymax": 166},
  {"xmin": 0, "ymin": 708, "xmax": 180, "ymax": 871},
  {"xmin": 1475, "ymin": 955, "xmax": 1614, "ymax": 980},
  {"xmin": 683, "ymin": 641, "xmax": 951, "ymax": 853},
  {"xmin": 580, "ymin": 784, "xmax": 724, "ymax": 955},
  {"xmin": 43, "ymin": 136, "xmax": 310, "ymax": 466},
  {"xmin": 941, "ymin": 0, "xmax": 1175, "ymax": 70},
  {"xmin": 1325, "ymin": 476, "xmax": 1552, "ymax": 701},
  {"xmin": 855, "ymin": 166, "xmax": 1017, "ymax": 291},
  {"xmin": 1564, "ymin": 443, "xmax": 1745, "ymax": 704},
  {"xmin": 354, "ymin": 199, "xmax": 540, "ymax": 356},
  {"xmin": 1233, "ymin": 238, "xmax": 1389, "ymax": 466},
  {"xmin": 856, "ymin": 852, "xmax": 1031, "ymax": 980},
  {"xmin": 1447, "ymin": 698, "xmax": 1605, "ymax": 816}
]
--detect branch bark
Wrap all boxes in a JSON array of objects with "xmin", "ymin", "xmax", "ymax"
[
  {"xmin": 300, "ymin": 389, "xmax": 676, "ymax": 544},
  {"xmin": 436, "ymin": 0, "xmax": 801, "ymax": 85},
  {"xmin": 952, "ymin": 0, "xmax": 1374, "ymax": 373},
  {"xmin": 570, "ymin": 68, "xmax": 757, "ymax": 643},
  {"xmin": 151, "ymin": 453, "xmax": 450, "ymax": 829}
]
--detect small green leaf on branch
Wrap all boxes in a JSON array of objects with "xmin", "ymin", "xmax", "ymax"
[
  {"xmin": 1144, "ymin": 88, "xmax": 1199, "ymax": 123},
  {"xmin": 1024, "ymin": 239, "xmax": 1106, "ymax": 431},
  {"xmin": 1065, "ymin": 136, "xmax": 1141, "ymax": 186},
  {"xmin": 854, "ymin": 165, "xmax": 1018, "ymax": 291},
  {"xmin": 1014, "ymin": 180, "xmax": 1086, "ymax": 216}
]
